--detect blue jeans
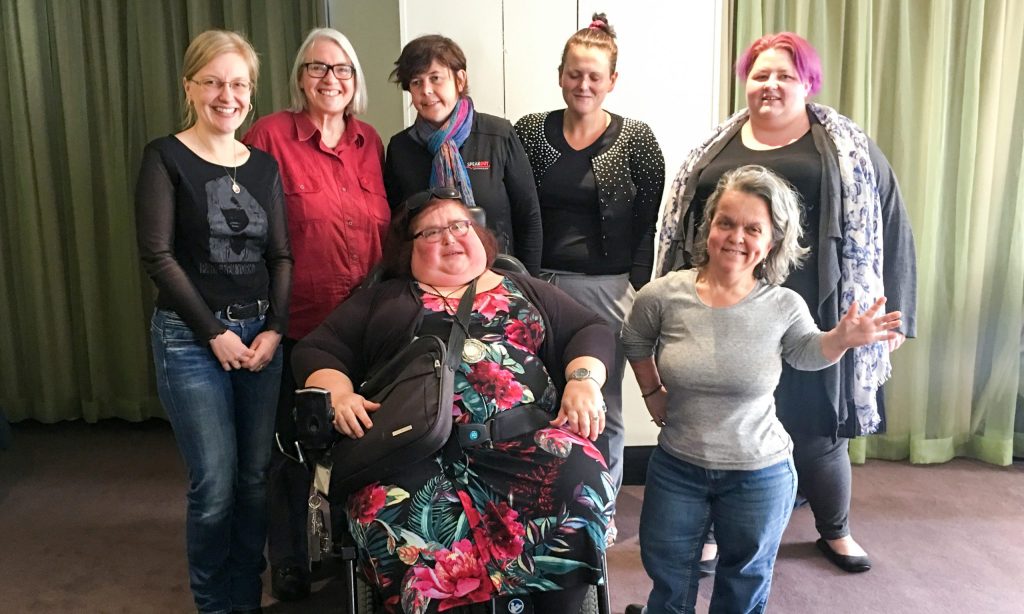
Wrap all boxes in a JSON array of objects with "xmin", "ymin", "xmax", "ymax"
[
  {"xmin": 151, "ymin": 309, "xmax": 283, "ymax": 613},
  {"xmin": 639, "ymin": 448, "xmax": 796, "ymax": 614}
]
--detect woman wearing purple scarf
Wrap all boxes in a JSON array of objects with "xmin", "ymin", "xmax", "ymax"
[{"xmin": 384, "ymin": 35, "xmax": 542, "ymax": 274}]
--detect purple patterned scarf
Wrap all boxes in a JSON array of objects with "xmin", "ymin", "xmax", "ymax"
[{"xmin": 411, "ymin": 96, "xmax": 476, "ymax": 206}]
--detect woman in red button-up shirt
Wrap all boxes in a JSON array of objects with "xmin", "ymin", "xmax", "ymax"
[{"xmin": 242, "ymin": 27, "xmax": 389, "ymax": 602}]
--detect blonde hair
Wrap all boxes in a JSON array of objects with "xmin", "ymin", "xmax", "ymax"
[
  {"xmin": 559, "ymin": 12, "xmax": 618, "ymax": 74},
  {"xmin": 289, "ymin": 28, "xmax": 368, "ymax": 115},
  {"xmin": 180, "ymin": 30, "xmax": 259, "ymax": 129}
]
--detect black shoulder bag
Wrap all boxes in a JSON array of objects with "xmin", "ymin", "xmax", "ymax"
[{"xmin": 325, "ymin": 279, "xmax": 476, "ymax": 497}]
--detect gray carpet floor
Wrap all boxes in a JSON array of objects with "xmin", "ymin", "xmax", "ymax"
[{"xmin": 1, "ymin": 420, "xmax": 1021, "ymax": 613}]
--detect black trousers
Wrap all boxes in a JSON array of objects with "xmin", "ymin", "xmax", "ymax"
[{"xmin": 790, "ymin": 432, "xmax": 852, "ymax": 540}]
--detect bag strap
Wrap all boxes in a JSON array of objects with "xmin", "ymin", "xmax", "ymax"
[{"xmin": 444, "ymin": 278, "xmax": 477, "ymax": 370}]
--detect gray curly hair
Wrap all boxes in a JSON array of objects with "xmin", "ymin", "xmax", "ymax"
[{"xmin": 692, "ymin": 165, "xmax": 809, "ymax": 285}]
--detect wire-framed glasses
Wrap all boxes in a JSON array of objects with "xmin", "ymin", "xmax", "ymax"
[
  {"xmin": 412, "ymin": 219, "xmax": 473, "ymax": 243},
  {"xmin": 189, "ymin": 78, "xmax": 252, "ymax": 93}
]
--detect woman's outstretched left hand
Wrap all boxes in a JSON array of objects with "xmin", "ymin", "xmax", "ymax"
[
  {"xmin": 836, "ymin": 297, "xmax": 902, "ymax": 349},
  {"xmin": 550, "ymin": 379, "xmax": 605, "ymax": 441}
]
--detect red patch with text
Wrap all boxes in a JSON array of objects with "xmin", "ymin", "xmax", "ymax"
[{"xmin": 466, "ymin": 161, "xmax": 491, "ymax": 171}]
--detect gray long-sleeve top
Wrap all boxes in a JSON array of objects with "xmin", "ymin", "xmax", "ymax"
[{"xmin": 621, "ymin": 269, "xmax": 838, "ymax": 470}]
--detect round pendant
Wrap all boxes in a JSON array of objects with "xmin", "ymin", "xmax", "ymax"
[
  {"xmin": 231, "ymin": 182, "xmax": 241, "ymax": 194},
  {"xmin": 462, "ymin": 338, "xmax": 487, "ymax": 364}
]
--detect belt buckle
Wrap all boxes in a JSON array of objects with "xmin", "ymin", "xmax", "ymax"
[
  {"xmin": 224, "ymin": 303, "xmax": 244, "ymax": 322},
  {"xmin": 224, "ymin": 300, "xmax": 267, "ymax": 322}
]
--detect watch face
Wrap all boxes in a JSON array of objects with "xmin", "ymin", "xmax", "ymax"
[{"xmin": 570, "ymin": 367, "xmax": 591, "ymax": 380}]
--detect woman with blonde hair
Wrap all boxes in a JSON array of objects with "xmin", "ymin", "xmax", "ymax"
[{"xmin": 136, "ymin": 30, "xmax": 292, "ymax": 613}]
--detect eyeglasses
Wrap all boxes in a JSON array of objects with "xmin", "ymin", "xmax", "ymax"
[
  {"xmin": 189, "ymin": 78, "xmax": 252, "ymax": 94},
  {"xmin": 302, "ymin": 62, "xmax": 356, "ymax": 80},
  {"xmin": 412, "ymin": 219, "xmax": 473, "ymax": 243}
]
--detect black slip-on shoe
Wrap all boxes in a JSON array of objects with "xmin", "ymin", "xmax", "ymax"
[
  {"xmin": 270, "ymin": 565, "xmax": 311, "ymax": 601},
  {"xmin": 816, "ymin": 538, "xmax": 872, "ymax": 573}
]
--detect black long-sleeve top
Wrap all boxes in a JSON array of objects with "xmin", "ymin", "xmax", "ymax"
[
  {"xmin": 383, "ymin": 112, "xmax": 543, "ymax": 275},
  {"xmin": 135, "ymin": 136, "xmax": 293, "ymax": 340},
  {"xmin": 292, "ymin": 271, "xmax": 613, "ymax": 395},
  {"xmin": 515, "ymin": 110, "xmax": 665, "ymax": 288}
]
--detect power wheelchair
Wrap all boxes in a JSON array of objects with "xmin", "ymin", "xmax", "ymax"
[{"xmin": 281, "ymin": 215, "xmax": 613, "ymax": 612}]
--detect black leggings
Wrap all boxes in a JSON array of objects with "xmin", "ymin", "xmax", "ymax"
[
  {"xmin": 703, "ymin": 434, "xmax": 852, "ymax": 547},
  {"xmin": 790, "ymin": 432, "xmax": 852, "ymax": 540}
]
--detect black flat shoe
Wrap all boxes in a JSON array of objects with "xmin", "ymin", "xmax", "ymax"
[
  {"xmin": 271, "ymin": 565, "xmax": 311, "ymax": 601},
  {"xmin": 625, "ymin": 605, "xmax": 647, "ymax": 614},
  {"xmin": 816, "ymin": 538, "xmax": 871, "ymax": 573},
  {"xmin": 699, "ymin": 553, "xmax": 719, "ymax": 577}
]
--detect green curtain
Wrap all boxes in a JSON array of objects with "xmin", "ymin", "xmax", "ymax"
[
  {"xmin": 731, "ymin": 0, "xmax": 1024, "ymax": 465},
  {"xmin": 0, "ymin": 0, "xmax": 323, "ymax": 423}
]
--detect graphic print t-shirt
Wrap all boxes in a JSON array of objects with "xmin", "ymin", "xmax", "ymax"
[{"xmin": 135, "ymin": 135, "xmax": 291, "ymax": 340}]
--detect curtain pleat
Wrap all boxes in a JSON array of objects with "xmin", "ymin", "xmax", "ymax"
[
  {"xmin": 730, "ymin": 0, "xmax": 1024, "ymax": 465},
  {"xmin": 0, "ymin": 0, "xmax": 323, "ymax": 423}
]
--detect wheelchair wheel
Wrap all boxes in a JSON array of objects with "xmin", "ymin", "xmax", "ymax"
[
  {"xmin": 579, "ymin": 584, "xmax": 601, "ymax": 614},
  {"xmin": 355, "ymin": 576, "xmax": 376, "ymax": 613}
]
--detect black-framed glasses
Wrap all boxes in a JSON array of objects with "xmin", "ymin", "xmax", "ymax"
[
  {"xmin": 189, "ymin": 78, "xmax": 252, "ymax": 93},
  {"xmin": 302, "ymin": 62, "xmax": 356, "ymax": 80},
  {"xmin": 412, "ymin": 219, "xmax": 473, "ymax": 243}
]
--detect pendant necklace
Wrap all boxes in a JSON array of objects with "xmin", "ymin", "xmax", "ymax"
[
  {"xmin": 223, "ymin": 143, "xmax": 240, "ymax": 194},
  {"xmin": 421, "ymin": 280, "xmax": 487, "ymax": 364}
]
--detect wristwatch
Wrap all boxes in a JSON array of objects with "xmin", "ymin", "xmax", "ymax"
[{"xmin": 568, "ymin": 367, "xmax": 601, "ymax": 387}]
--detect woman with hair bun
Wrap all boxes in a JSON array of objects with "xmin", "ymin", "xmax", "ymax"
[{"xmin": 515, "ymin": 14, "xmax": 665, "ymax": 506}]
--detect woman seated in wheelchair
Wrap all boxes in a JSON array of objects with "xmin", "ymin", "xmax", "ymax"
[{"xmin": 292, "ymin": 186, "xmax": 614, "ymax": 613}]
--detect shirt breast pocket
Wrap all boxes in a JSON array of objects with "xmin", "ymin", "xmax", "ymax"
[
  {"xmin": 282, "ymin": 167, "xmax": 325, "ymax": 221},
  {"xmin": 359, "ymin": 173, "xmax": 391, "ymax": 228}
]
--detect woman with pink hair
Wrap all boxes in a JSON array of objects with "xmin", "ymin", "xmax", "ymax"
[{"xmin": 650, "ymin": 31, "xmax": 917, "ymax": 585}]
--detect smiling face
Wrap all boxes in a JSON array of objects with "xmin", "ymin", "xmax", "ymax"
[
  {"xmin": 300, "ymin": 38, "xmax": 355, "ymax": 120},
  {"xmin": 183, "ymin": 51, "xmax": 252, "ymax": 136},
  {"xmin": 559, "ymin": 44, "xmax": 617, "ymax": 117},
  {"xmin": 705, "ymin": 189, "xmax": 775, "ymax": 279},
  {"xmin": 408, "ymin": 60, "xmax": 466, "ymax": 127},
  {"xmin": 409, "ymin": 201, "xmax": 487, "ymax": 285},
  {"xmin": 744, "ymin": 47, "xmax": 811, "ymax": 127}
]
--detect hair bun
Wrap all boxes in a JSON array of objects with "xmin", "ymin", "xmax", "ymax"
[{"xmin": 588, "ymin": 12, "xmax": 616, "ymax": 38}]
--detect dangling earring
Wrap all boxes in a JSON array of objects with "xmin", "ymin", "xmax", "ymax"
[
  {"xmin": 248, "ymin": 102, "xmax": 254, "ymax": 113},
  {"xmin": 758, "ymin": 258, "xmax": 767, "ymax": 278}
]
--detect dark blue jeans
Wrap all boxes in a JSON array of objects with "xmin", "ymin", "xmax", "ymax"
[
  {"xmin": 639, "ymin": 447, "xmax": 796, "ymax": 614},
  {"xmin": 151, "ymin": 309, "xmax": 283, "ymax": 613}
]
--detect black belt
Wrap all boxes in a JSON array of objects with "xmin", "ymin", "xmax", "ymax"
[
  {"xmin": 456, "ymin": 404, "xmax": 552, "ymax": 448},
  {"xmin": 217, "ymin": 299, "xmax": 269, "ymax": 322}
]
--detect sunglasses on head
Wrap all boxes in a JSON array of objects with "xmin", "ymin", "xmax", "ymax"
[{"xmin": 402, "ymin": 186, "xmax": 465, "ymax": 215}]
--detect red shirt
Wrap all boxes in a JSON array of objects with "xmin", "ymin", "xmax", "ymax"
[{"xmin": 244, "ymin": 111, "xmax": 390, "ymax": 339}]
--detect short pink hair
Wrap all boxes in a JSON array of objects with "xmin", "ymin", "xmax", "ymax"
[{"xmin": 736, "ymin": 32, "xmax": 822, "ymax": 96}]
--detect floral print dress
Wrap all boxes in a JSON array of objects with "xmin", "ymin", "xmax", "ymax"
[{"xmin": 345, "ymin": 277, "xmax": 613, "ymax": 613}]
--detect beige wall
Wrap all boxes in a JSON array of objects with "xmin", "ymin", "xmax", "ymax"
[{"xmin": 326, "ymin": 0, "xmax": 405, "ymax": 141}]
